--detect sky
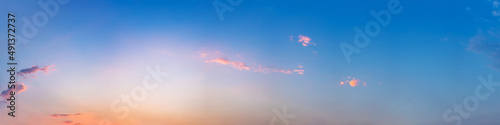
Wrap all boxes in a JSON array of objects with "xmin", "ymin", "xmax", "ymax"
[{"xmin": 1, "ymin": 0, "xmax": 500, "ymax": 125}]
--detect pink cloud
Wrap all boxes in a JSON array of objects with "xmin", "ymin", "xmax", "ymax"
[
  {"xmin": 63, "ymin": 120, "xmax": 73, "ymax": 124},
  {"xmin": 51, "ymin": 114, "xmax": 71, "ymax": 117},
  {"xmin": 205, "ymin": 58, "xmax": 251, "ymax": 70},
  {"xmin": 18, "ymin": 65, "xmax": 56, "ymax": 76},
  {"xmin": 254, "ymin": 65, "xmax": 303, "ymax": 75},
  {"xmin": 205, "ymin": 58, "xmax": 304, "ymax": 75},
  {"xmin": 50, "ymin": 113, "xmax": 83, "ymax": 118},
  {"xmin": 339, "ymin": 77, "xmax": 368, "ymax": 87},
  {"xmin": 203, "ymin": 52, "xmax": 304, "ymax": 75},
  {"xmin": 50, "ymin": 113, "xmax": 84, "ymax": 125},
  {"xmin": 348, "ymin": 78, "xmax": 360, "ymax": 87},
  {"xmin": 298, "ymin": 35, "xmax": 314, "ymax": 46},
  {"xmin": 1, "ymin": 83, "xmax": 27, "ymax": 100},
  {"xmin": 1, "ymin": 65, "xmax": 56, "ymax": 103},
  {"xmin": 294, "ymin": 70, "xmax": 304, "ymax": 75}
]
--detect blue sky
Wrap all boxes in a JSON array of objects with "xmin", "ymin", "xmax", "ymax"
[{"xmin": 1, "ymin": 0, "xmax": 500, "ymax": 124}]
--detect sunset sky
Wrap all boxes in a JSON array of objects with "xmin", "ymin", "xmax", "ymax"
[{"xmin": 1, "ymin": 0, "xmax": 500, "ymax": 125}]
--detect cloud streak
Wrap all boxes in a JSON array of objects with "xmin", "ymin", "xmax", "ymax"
[
  {"xmin": 18, "ymin": 65, "xmax": 56, "ymax": 76},
  {"xmin": 205, "ymin": 58, "xmax": 251, "ymax": 70},
  {"xmin": 294, "ymin": 70, "xmax": 304, "ymax": 75},
  {"xmin": 205, "ymin": 57, "xmax": 304, "ymax": 75},
  {"xmin": 63, "ymin": 120, "xmax": 73, "ymax": 124},
  {"xmin": 50, "ymin": 113, "xmax": 81, "ymax": 117},
  {"xmin": 254, "ymin": 65, "xmax": 304, "ymax": 75},
  {"xmin": 50, "ymin": 113, "xmax": 84, "ymax": 125}
]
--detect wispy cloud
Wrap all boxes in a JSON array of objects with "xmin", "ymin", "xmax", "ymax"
[
  {"xmin": 204, "ymin": 55, "xmax": 304, "ymax": 75},
  {"xmin": 51, "ymin": 113, "xmax": 84, "ymax": 125},
  {"xmin": 18, "ymin": 65, "xmax": 56, "ymax": 76},
  {"xmin": 51, "ymin": 114, "xmax": 71, "ymax": 117},
  {"xmin": 63, "ymin": 120, "xmax": 73, "ymax": 124},
  {"xmin": 253, "ymin": 65, "xmax": 303, "ymax": 74},
  {"xmin": 205, "ymin": 58, "xmax": 251, "ymax": 70},
  {"xmin": 50, "ymin": 113, "xmax": 81, "ymax": 117},
  {"xmin": 64, "ymin": 121, "xmax": 82, "ymax": 125},
  {"xmin": 467, "ymin": 29, "xmax": 500, "ymax": 69},
  {"xmin": 294, "ymin": 70, "xmax": 304, "ymax": 75}
]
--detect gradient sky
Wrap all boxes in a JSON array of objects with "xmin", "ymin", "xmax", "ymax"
[{"xmin": 1, "ymin": 0, "xmax": 500, "ymax": 125}]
